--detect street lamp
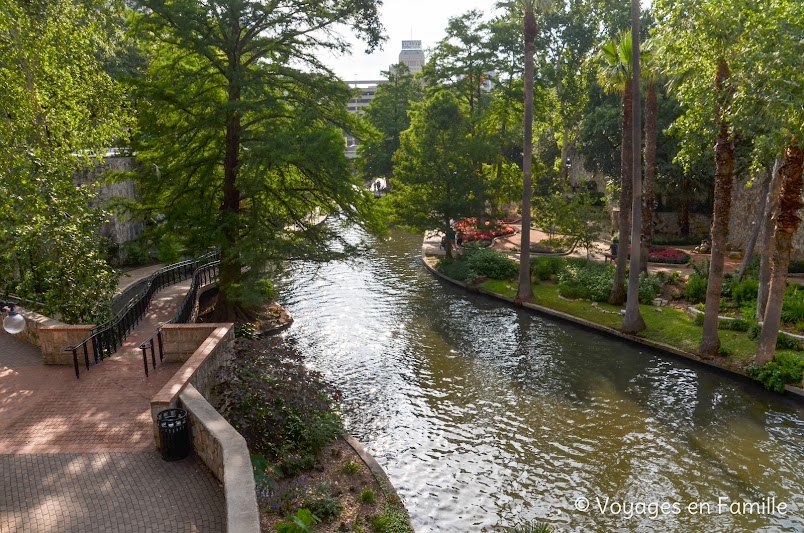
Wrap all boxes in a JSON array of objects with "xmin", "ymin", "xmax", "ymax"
[{"xmin": 1, "ymin": 302, "xmax": 26, "ymax": 334}]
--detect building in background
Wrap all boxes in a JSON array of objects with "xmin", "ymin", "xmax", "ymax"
[{"xmin": 398, "ymin": 40, "xmax": 425, "ymax": 75}]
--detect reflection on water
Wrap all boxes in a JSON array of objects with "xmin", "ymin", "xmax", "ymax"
[{"xmin": 276, "ymin": 229, "xmax": 804, "ymax": 532}]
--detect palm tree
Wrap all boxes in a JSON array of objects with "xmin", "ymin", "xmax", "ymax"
[
  {"xmin": 597, "ymin": 31, "xmax": 634, "ymax": 306},
  {"xmin": 640, "ymin": 39, "xmax": 659, "ymax": 274},
  {"xmin": 698, "ymin": 57, "xmax": 735, "ymax": 357},
  {"xmin": 515, "ymin": 0, "xmax": 553, "ymax": 301},
  {"xmin": 755, "ymin": 140, "xmax": 804, "ymax": 365}
]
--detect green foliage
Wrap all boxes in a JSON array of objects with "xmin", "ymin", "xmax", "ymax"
[
  {"xmin": 369, "ymin": 506, "xmax": 413, "ymax": 533},
  {"xmin": 638, "ymin": 273, "xmax": 663, "ymax": 304},
  {"xmin": 781, "ymin": 285, "xmax": 804, "ymax": 324},
  {"xmin": 557, "ymin": 261, "xmax": 614, "ymax": 302},
  {"xmin": 360, "ymin": 489, "xmax": 376, "ymax": 504},
  {"xmin": 214, "ymin": 337, "xmax": 343, "ymax": 477},
  {"xmin": 276, "ymin": 508, "xmax": 320, "ymax": 533},
  {"xmin": 389, "ymin": 90, "xmax": 485, "ymax": 246},
  {"xmin": 130, "ymin": 0, "xmax": 385, "ymax": 314},
  {"xmin": 718, "ymin": 319, "xmax": 750, "ymax": 332},
  {"xmin": 356, "ymin": 63, "xmax": 422, "ymax": 181},
  {"xmin": 747, "ymin": 323, "xmax": 761, "ymax": 340},
  {"xmin": 747, "ymin": 323, "xmax": 801, "ymax": 351},
  {"xmin": 747, "ymin": 353, "xmax": 804, "ymax": 393},
  {"xmin": 531, "ymin": 257, "xmax": 563, "ymax": 281},
  {"xmin": 302, "ymin": 483, "xmax": 341, "ymax": 522},
  {"xmin": 506, "ymin": 521, "xmax": 555, "ymax": 533},
  {"xmin": 156, "ymin": 235, "xmax": 183, "ymax": 264},
  {"xmin": 788, "ymin": 261, "xmax": 804, "ymax": 274},
  {"xmin": 684, "ymin": 273, "xmax": 708, "ymax": 304},
  {"xmin": 122, "ymin": 240, "xmax": 151, "ymax": 267},
  {"xmin": 727, "ymin": 277, "xmax": 759, "ymax": 307},
  {"xmin": 341, "ymin": 460, "xmax": 361, "ymax": 475},
  {"xmin": 465, "ymin": 249, "xmax": 519, "ymax": 281},
  {"xmin": 436, "ymin": 258, "xmax": 472, "ymax": 282}
]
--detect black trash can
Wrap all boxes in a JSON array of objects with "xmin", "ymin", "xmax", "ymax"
[{"xmin": 157, "ymin": 408, "xmax": 191, "ymax": 461}]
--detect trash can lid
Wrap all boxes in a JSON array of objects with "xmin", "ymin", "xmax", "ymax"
[{"xmin": 157, "ymin": 408, "xmax": 187, "ymax": 421}]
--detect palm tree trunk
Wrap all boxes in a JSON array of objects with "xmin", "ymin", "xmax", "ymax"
[
  {"xmin": 640, "ymin": 81, "xmax": 658, "ymax": 274},
  {"xmin": 622, "ymin": 2, "xmax": 645, "ymax": 334},
  {"xmin": 756, "ymin": 158, "xmax": 784, "ymax": 319},
  {"xmin": 700, "ymin": 58, "xmax": 733, "ymax": 357},
  {"xmin": 609, "ymin": 79, "xmax": 633, "ymax": 306},
  {"xmin": 517, "ymin": 7, "xmax": 537, "ymax": 301},
  {"xmin": 736, "ymin": 170, "xmax": 770, "ymax": 281},
  {"xmin": 755, "ymin": 141, "xmax": 804, "ymax": 365}
]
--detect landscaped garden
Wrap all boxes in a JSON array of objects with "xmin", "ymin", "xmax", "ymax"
[
  {"xmin": 435, "ymin": 249, "xmax": 804, "ymax": 393},
  {"xmin": 214, "ymin": 336, "xmax": 412, "ymax": 533}
]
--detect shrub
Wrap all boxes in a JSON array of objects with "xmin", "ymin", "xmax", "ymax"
[
  {"xmin": 370, "ymin": 506, "xmax": 412, "ymax": 533},
  {"xmin": 746, "ymin": 323, "xmax": 801, "ymax": 350},
  {"xmin": 730, "ymin": 277, "xmax": 759, "ymax": 307},
  {"xmin": 718, "ymin": 318, "xmax": 750, "ymax": 331},
  {"xmin": 646, "ymin": 247, "xmax": 690, "ymax": 264},
  {"xmin": 781, "ymin": 285, "xmax": 804, "ymax": 324},
  {"xmin": 788, "ymin": 260, "xmax": 804, "ymax": 274},
  {"xmin": 341, "ymin": 460, "xmax": 360, "ymax": 475},
  {"xmin": 303, "ymin": 483, "xmax": 341, "ymax": 522},
  {"xmin": 360, "ymin": 489, "xmax": 376, "ymax": 504},
  {"xmin": 465, "ymin": 249, "xmax": 518, "ymax": 280},
  {"xmin": 531, "ymin": 257, "xmax": 563, "ymax": 281},
  {"xmin": 684, "ymin": 273, "xmax": 708, "ymax": 304},
  {"xmin": 214, "ymin": 337, "xmax": 343, "ymax": 476},
  {"xmin": 436, "ymin": 257, "xmax": 471, "ymax": 281},
  {"xmin": 638, "ymin": 273, "xmax": 663, "ymax": 304},
  {"xmin": 157, "ymin": 235, "xmax": 183, "ymax": 264},
  {"xmin": 557, "ymin": 261, "xmax": 614, "ymax": 302},
  {"xmin": 276, "ymin": 508, "xmax": 320, "ymax": 533},
  {"xmin": 747, "ymin": 352, "xmax": 804, "ymax": 392}
]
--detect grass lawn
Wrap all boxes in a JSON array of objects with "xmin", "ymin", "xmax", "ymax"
[{"xmin": 479, "ymin": 279, "xmax": 798, "ymax": 372}]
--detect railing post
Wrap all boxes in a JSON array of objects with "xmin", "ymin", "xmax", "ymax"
[
  {"xmin": 150, "ymin": 338, "xmax": 156, "ymax": 369},
  {"xmin": 157, "ymin": 330, "xmax": 164, "ymax": 362},
  {"xmin": 142, "ymin": 346, "xmax": 149, "ymax": 377},
  {"xmin": 84, "ymin": 344, "xmax": 90, "ymax": 370},
  {"xmin": 73, "ymin": 349, "xmax": 79, "ymax": 379}
]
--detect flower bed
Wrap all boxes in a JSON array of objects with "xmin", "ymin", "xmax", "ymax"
[
  {"xmin": 455, "ymin": 218, "xmax": 516, "ymax": 242},
  {"xmin": 624, "ymin": 246, "xmax": 691, "ymax": 264}
]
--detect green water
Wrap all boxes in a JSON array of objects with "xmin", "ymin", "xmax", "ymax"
[{"xmin": 277, "ymin": 229, "xmax": 803, "ymax": 532}]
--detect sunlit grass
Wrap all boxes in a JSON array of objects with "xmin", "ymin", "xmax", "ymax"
[{"xmin": 479, "ymin": 279, "xmax": 796, "ymax": 369}]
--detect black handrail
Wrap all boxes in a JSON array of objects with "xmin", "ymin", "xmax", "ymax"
[
  {"xmin": 139, "ymin": 260, "xmax": 220, "ymax": 376},
  {"xmin": 65, "ymin": 251, "xmax": 219, "ymax": 378}
]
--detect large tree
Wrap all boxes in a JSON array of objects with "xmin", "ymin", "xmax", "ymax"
[
  {"xmin": 0, "ymin": 0, "xmax": 128, "ymax": 323},
  {"xmin": 655, "ymin": 0, "xmax": 748, "ymax": 356},
  {"xmin": 390, "ymin": 90, "xmax": 483, "ymax": 259},
  {"xmin": 597, "ymin": 30, "xmax": 635, "ymax": 306},
  {"xmin": 355, "ymin": 63, "xmax": 422, "ymax": 183},
  {"xmin": 129, "ymin": 0, "xmax": 385, "ymax": 320},
  {"xmin": 745, "ymin": 0, "xmax": 804, "ymax": 365}
]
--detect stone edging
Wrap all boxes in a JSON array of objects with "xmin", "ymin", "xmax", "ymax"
[
  {"xmin": 421, "ymin": 254, "xmax": 804, "ymax": 401},
  {"xmin": 180, "ymin": 384, "xmax": 259, "ymax": 533},
  {"xmin": 343, "ymin": 435, "xmax": 411, "ymax": 522}
]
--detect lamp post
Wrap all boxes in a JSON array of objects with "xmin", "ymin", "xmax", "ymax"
[{"xmin": 1, "ymin": 302, "xmax": 26, "ymax": 334}]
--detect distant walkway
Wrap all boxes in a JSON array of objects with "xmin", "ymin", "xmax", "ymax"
[
  {"xmin": 0, "ymin": 279, "xmax": 225, "ymax": 531},
  {"xmin": 117, "ymin": 263, "xmax": 165, "ymax": 293}
]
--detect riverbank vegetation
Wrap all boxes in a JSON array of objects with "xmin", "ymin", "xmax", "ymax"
[
  {"xmin": 214, "ymin": 336, "xmax": 412, "ymax": 532},
  {"xmin": 434, "ymin": 250, "xmax": 804, "ymax": 392}
]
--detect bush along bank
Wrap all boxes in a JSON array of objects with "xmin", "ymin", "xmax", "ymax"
[
  {"xmin": 213, "ymin": 336, "xmax": 413, "ymax": 533},
  {"xmin": 432, "ymin": 249, "xmax": 804, "ymax": 394}
]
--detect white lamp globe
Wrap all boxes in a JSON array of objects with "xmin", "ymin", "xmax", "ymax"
[{"xmin": 3, "ymin": 312, "xmax": 26, "ymax": 334}]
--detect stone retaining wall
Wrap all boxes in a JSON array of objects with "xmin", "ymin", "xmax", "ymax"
[
  {"xmin": 13, "ymin": 308, "xmax": 94, "ymax": 365},
  {"xmin": 149, "ymin": 323, "xmax": 258, "ymax": 532}
]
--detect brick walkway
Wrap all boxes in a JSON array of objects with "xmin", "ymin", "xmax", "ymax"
[{"xmin": 0, "ymin": 279, "xmax": 226, "ymax": 532}]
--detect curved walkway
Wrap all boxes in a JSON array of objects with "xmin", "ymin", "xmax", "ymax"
[{"xmin": 0, "ymin": 279, "xmax": 225, "ymax": 532}]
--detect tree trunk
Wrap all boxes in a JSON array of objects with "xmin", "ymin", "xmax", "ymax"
[
  {"xmin": 700, "ymin": 58, "xmax": 733, "ymax": 357},
  {"xmin": 736, "ymin": 170, "xmax": 770, "ymax": 281},
  {"xmin": 679, "ymin": 193, "xmax": 690, "ymax": 237},
  {"xmin": 640, "ymin": 80, "xmax": 658, "ymax": 274},
  {"xmin": 609, "ymin": 79, "xmax": 633, "ymax": 306},
  {"xmin": 517, "ymin": 8, "xmax": 536, "ymax": 301},
  {"xmin": 622, "ymin": 3, "xmax": 645, "ymax": 334},
  {"xmin": 755, "ymin": 141, "xmax": 804, "ymax": 365},
  {"xmin": 756, "ymin": 158, "xmax": 784, "ymax": 319},
  {"xmin": 212, "ymin": 47, "xmax": 244, "ymax": 322}
]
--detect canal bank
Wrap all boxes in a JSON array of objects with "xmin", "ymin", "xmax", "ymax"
[
  {"xmin": 275, "ymin": 228, "xmax": 804, "ymax": 532},
  {"xmin": 420, "ymin": 252, "xmax": 804, "ymax": 402}
]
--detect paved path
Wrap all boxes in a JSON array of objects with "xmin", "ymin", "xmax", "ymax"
[{"xmin": 0, "ymin": 279, "xmax": 226, "ymax": 532}]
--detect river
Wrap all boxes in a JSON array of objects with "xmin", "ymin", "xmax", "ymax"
[{"xmin": 275, "ymin": 229, "xmax": 804, "ymax": 532}]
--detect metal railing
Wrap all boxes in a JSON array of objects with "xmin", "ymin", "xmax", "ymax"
[
  {"xmin": 65, "ymin": 251, "xmax": 219, "ymax": 378},
  {"xmin": 139, "ymin": 260, "xmax": 220, "ymax": 376}
]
